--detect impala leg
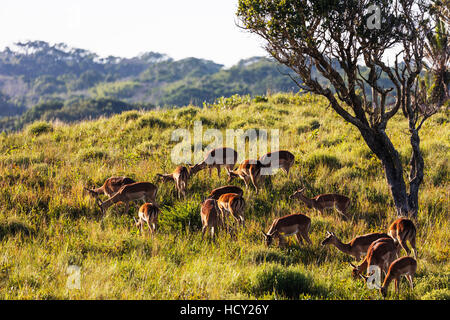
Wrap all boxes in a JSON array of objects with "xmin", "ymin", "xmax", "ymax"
[
  {"xmin": 124, "ymin": 202, "xmax": 130, "ymax": 215},
  {"xmin": 301, "ymin": 230, "xmax": 313, "ymax": 245},
  {"xmin": 278, "ymin": 235, "xmax": 287, "ymax": 248},
  {"xmin": 295, "ymin": 233, "xmax": 303, "ymax": 246},
  {"xmin": 201, "ymin": 226, "xmax": 207, "ymax": 241},
  {"xmin": 406, "ymin": 274, "xmax": 414, "ymax": 290},
  {"xmin": 399, "ymin": 235, "xmax": 411, "ymax": 256},
  {"xmin": 211, "ymin": 226, "xmax": 215, "ymax": 242},
  {"xmin": 216, "ymin": 166, "xmax": 221, "ymax": 178},
  {"xmin": 146, "ymin": 220, "xmax": 152, "ymax": 236},
  {"xmin": 409, "ymin": 237, "xmax": 418, "ymax": 259},
  {"xmin": 394, "ymin": 278, "xmax": 399, "ymax": 296}
]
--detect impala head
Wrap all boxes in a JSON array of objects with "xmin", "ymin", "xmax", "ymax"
[
  {"xmin": 321, "ymin": 231, "xmax": 337, "ymax": 246},
  {"xmin": 155, "ymin": 173, "xmax": 171, "ymax": 183},
  {"xmin": 96, "ymin": 198, "xmax": 105, "ymax": 214},
  {"xmin": 348, "ymin": 262, "xmax": 361, "ymax": 279},
  {"xmin": 188, "ymin": 162, "xmax": 205, "ymax": 176},
  {"xmin": 379, "ymin": 285, "xmax": 388, "ymax": 297},
  {"xmin": 261, "ymin": 231, "xmax": 274, "ymax": 246},
  {"xmin": 84, "ymin": 187, "xmax": 99, "ymax": 198},
  {"xmin": 290, "ymin": 188, "xmax": 311, "ymax": 207}
]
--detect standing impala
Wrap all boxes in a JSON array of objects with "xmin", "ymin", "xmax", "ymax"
[
  {"xmin": 259, "ymin": 150, "xmax": 295, "ymax": 176},
  {"xmin": 134, "ymin": 202, "xmax": 159, "ymax": 236},
  {"xmin": 377, "ymin": 256, "xmax": 417, "ymax": 297},
  {"xmin": 189, "ymin": 147, "xmax": 238, "ymax": 178},
  {"xmin": 321, "ymin": 231, "xmax": 390, "ymax": 260},
  {"xmin": 387, "ymin": 218, "xmax": 417, "ymax": 258},
  {"xmin": 207, "ymin": 185, "xmax": 244, "ymax": 200},
  {"xmin": 217, "ymin": 193, "xmax": 246, "ymax": 229},
  {"xmin": 98, "ymin": 182, "xmax": 158, "ymax": 215},
  {"xmin": 262, "ymin": 213, "xmax": 312, "ymax": 247},
  {"xmin": 200, "ymin": 199, "xmax": 221, "ymax": 241},
  {"xmin": 84, "ymin": 176, "xmax": 136, "ymax": 199},
  {"xmin": 290, "ymin": 188, "xmax": 350, "ymax": 219},
  {"xmin": 228, "ymin": 159, "xmax": 263, "ymax": 193},
  {"xmin": 349, "ymin": 237, "xmax": 400, "ymax": 279},
  {"xmin": 156, "ymin": 165, "xmax": 189, "ymax": 199}
]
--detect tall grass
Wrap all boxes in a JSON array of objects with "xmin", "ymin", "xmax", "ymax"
[{"xmin": 0, "ymin": 92, "xmax": 448, "ymax": 299}]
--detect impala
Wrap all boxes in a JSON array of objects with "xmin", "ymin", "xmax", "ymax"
[
  {"xmin": 189, "ymin": 147, "xmax": 238, "ymax": 178},
  {"xmin": 387, "ymin": 218, "xmax": 418, "ymax": 258},
  {"xmin": 349, "ymin": 237, "xmax": 400, "ymax": 279},
  {"xmin": 200, "ymin": 199, "xmax": 221, "ymax": 241},
  {"xmin": 84, "ymin": 176, "xmax": 136, "ymax": 199},
  {"xmin": 98, "ymin": 182, "xmax": 158, "ymax": 215},
  {"xmin": 259, "ymin": 150, "xmax": 295, "ymax": 176},
  {"xmin": 321, "ymin": 231, "xmax": 390, "ymax": 260},
  {"xmin": 377, "ymin": 256, "xmax": 417, "ymax": 297},
  {"xmin": 134, "ymin": 202, "xmax": 159, "ymax": 236},
  {"xmin": 228, "ymin": 159, "xmax": 263, "ymax": 193},
  {"xmin": 290, "ymin": 188, "xmax": 350, "ymax": 219},
  {"xmin": 262, "ymin": 213, "xmax": 312, "ymax": 247},
  {"xmin": 157, "ymin": 165, "xmax": 189, "ymax": 199},
  {"xmin": 207, "ymin": 185, "xmax": 244, "ymax": 200},
  {"xmin": 217, "ymin": 193, "xmax": 246, "ymax": 229}
]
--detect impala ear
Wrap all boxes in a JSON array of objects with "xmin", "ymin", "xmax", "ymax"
[
  {"xmin": 348, "ymin": 262, "xmax": 357, "ymax": 269},
  {"xmin": 261, "ymin": 230, "xmax": 267, "ymax": 237},
  {"xmin": 298, "ymin": 188, "xmax": 305, "ymax": 193}
]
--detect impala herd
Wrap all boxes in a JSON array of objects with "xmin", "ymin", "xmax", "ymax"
[{"xmin": 84, "ymin": 147, "xmax": 419, "ymax": 298}]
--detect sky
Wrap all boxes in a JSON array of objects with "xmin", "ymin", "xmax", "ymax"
[{"xmin": 0, "ymin": 0, "xmax": 268, "ymax": 67}]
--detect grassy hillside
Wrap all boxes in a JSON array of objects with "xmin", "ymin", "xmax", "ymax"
[{"xmin": 0, "ymin": 93, "xmax": 448, "ymax": 300}]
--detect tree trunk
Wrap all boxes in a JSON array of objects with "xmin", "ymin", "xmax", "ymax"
[
  {"xmin": 407, "ymin": 129, "xmax": 424, "ymax": 218},
  {"xmin": 358, "ymin": 127, "xmax": 410, "ymax": 217}
]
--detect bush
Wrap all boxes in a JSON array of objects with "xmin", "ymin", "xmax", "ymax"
[
  {"xmin": 245, "ymin": 264, "xmax": 321, "ymax": 299},
  {"xmin": 422, "ymin": 289, "xmax": 450, "ymax": 300},
  {"xmin": 159, "ymin": 199, "xmax": 201, "ymax": 232},
  {"xmin": 138, "ymin": 115, "xmax": 168, "ymax": 128},
  {"xmin": 77, "ymin": 148, "xmax": 109, "ymax": 161},
  {"xmin": 27, "ymin": 122, "xmax": 53, "ymax": 136},
  {"xmin": 305, "ymin": 151, "xmax": 341, "ymax": 169}
]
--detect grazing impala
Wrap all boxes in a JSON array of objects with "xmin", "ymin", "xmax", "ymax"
[
  {"xmin": 157, "ymin": 165, "xmax": 189, "ymax": 199},
  {"xmin": 290, "ymin": 188, "xmax": 350, "ymax": 219},
  {"xmin": 200, "ymin": 199, "xmax": 221, "ymax": 241},
  {"xmin": 134, "ymin": 202, "xmax": 159, "ymax": 236},
  {"xmin": 321, "ymin": 231, "xmax": 390, "ymax": 260},
  {"xmin": 229, "ymin": 159, "xmax": 263, "ymax": 193},
  {"xmin": 217, "ymin": 193, "xmax": 246, "ymax": 228},
  {"xmin": 388, "ymin": 218, "xmax": 417, "ymax": 258},
  {"xmin": 377, "ymin": 256, "xmax": 417, "ymax": 297},
  {"xmin": 189, "ymin": 147, "xmax": 238, "ymax": 178},
  {"xmin": 98, "ymin": 182, "xmax": 158, "ymax": 215},
  {"xmin": 84, "ymin": 176, "xmax": 136, "ymax": 199},
  {"xmin": 207, "ymin": 185, "xmax": 244, "ymax": 200},
  {"xmin": 262, "ymin": 213, "xmax": 312, "ymax": 247},
  {"xmin": 349, "ymin": 237, "xmax": 400, "ymax": 279},
  {"xmin": 259, "ymin": 150, "xmax": 295, "ymax": 176}
]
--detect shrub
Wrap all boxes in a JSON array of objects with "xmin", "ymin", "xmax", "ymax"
[
  {"xmin": 159, "ymin": 199, "xmax": 201, "ymax": 232},
  {"xmin": 138, "ymin": 115, "xmax": 168, "ymax": 128},
  {"xmin": 27, "ymin": 122, "xmax": 53, "ymax": 136},
  {"xmin": 77, "ymin": 148, "xmax": 109, "ymax": 161},
  {"xmin": 422, "ymin": 289, "xmax": 450, "ymax": 300},
  {"xmin": 305, "ymin": 151, "xmax": 341, "ymax": 169},
  {"xmin": 245, "ymin": 264, "xmax": 320, "ymax": 299}
]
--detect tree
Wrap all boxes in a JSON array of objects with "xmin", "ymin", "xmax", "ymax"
[{"xmin": 237, "ymin": 0, "xmax": 449, "ymax": 217}]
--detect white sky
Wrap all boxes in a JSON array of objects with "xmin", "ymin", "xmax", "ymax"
[{"xmin": 0, "ymin": 0, "xmax": 268, "ymax": 67}]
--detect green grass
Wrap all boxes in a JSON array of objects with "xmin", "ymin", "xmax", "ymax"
[{"xmin": 0, "ymin": 92, "xmax": 448, "ymax": 300}]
